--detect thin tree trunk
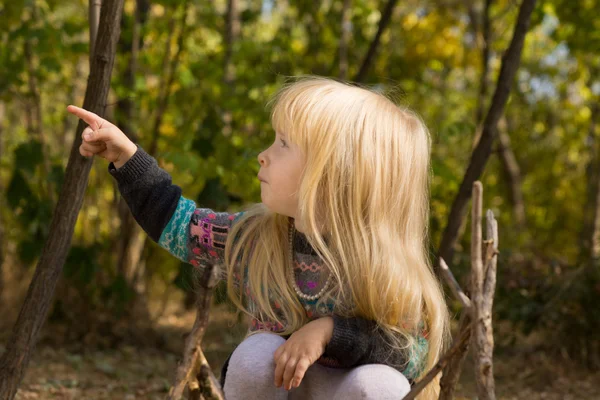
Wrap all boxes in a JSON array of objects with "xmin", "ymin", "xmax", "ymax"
[
  {"xmin": 497, "ymin": 116, "xmax": 527, "ymax": 228},
  {"xmin": 472, "ymin": 0, "xmax": 492, "ymax": 142},
  {"xmin": 221, "ymin": 0, "xmax": 240, "ymax": 137},
  {"xmin": 354, "ymin": 0, "xmax": 399, "ymax": 83},
  {"xmin": 0, "ymin": 102, "xmax": 5, "ymax": 301},
  {"xmin": 114, "ymin": 0, "xmax": 150, "ymax": 290},
  {"xmin": 468, "ymin": 0, "xmax": 527, "ymax": 230},
  {"xmin": 223, "ymin": 0, "xmax": 240, "ymax": 86},
  {"xmin": 338, "ymin": 0, "xmax": 352, "ymax": 80},
  {"xmin": 148, "ymin": 0, "xmax": 190, "ymax": 156},
  {"xmin": 581, "ymin": 101, "xmax": 600, "ymax": 262},
  {"xmin": 302, "ymin": 5, "xmax": 332, "ymax": 76},
  {"xmin": 0, "ymin": 1, "xmax": 125, "ymax": 398},
  {"xmin": 436, "ymin": 0, "xmax": 537, "ymax": 275},
  {"xmin": 145, "ymin": 0, "xmax": 191, "ymax": 311},
  {"xmin": 23, "ymin": 5, "xmax": 55, "ymax": 205},
  {"xmin": 90, "ymin": 0, "xmax": 102, "ymax": 64}
]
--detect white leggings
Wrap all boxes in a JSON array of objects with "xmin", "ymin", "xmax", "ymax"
[{"xmin": 223, "ymin": 332, "xmax": 411, "ymax": 400}]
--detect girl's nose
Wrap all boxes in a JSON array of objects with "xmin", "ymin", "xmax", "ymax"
[{"xmin": 258, "ymin": 151, "xmax": 266, "ymax": 166}]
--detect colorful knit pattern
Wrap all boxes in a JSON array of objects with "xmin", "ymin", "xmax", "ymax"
[
  {"xmin": 402, "ymin": 332, "xmax": 429, "ymax": 379},
  {"xmin": 158, "ymin": 197, "xmax": 196, "ymax": 262},
  {"xmin": 158, "ymin": 196, "xmax": 245, "ymax": 271}
]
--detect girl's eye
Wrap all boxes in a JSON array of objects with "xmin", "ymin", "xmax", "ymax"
[{"xmin": 280, "ymin": 139, "xmax": 287, "ymax": 148}]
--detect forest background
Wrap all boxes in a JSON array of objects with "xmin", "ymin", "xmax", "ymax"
[{"xmin": 1, "ymin": 0, "xmax": 599, "ymax": 398}]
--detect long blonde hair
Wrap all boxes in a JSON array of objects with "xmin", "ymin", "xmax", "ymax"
[{"xmin": 224, "ymin": 75, "xmax": 450, "ymax": 398}]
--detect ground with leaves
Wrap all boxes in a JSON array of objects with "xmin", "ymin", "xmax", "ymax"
[{"xmin": 2, "ymin": 302, "xmax": 599, "ymax": 400}]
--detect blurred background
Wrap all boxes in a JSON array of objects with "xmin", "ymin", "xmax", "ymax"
[{"xmin": 0, "ymin": 0, "xmax": 599, "ymax": 398}]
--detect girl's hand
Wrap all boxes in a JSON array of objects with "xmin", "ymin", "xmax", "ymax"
[
  {"xmin": 273, "ymin": 316, "xmax": 334, "ymax": 391},
  {"xmin": 66, "ymin": 105, "xmax": 137, "ymax": 168}
]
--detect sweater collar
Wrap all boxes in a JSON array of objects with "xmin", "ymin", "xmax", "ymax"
[{"xmin": 292, "ymin": 227, "xmax": 330, "ymax": 256}]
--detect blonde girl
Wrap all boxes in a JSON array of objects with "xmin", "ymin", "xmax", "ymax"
[{"xmin": 67, "ymin": 75, "xmax": 450, "ymax": 399}]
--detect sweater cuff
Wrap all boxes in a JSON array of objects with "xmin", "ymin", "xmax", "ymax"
[
  {"xmin": 324, "ymin": 315, "xmax": 359, "ymax": 361},
  {"xmin": 108, "ymin": 144, "xmax": 155, "ymax": 186}
]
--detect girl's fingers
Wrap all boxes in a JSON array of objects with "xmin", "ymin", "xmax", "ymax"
[
  {"xmin": 273, "ymin": 345, "xmax": 283, "ymax": 362},
  {"xmin": 274, "ymin": 352, "xmax": 289, "ymax": 387},
  {"xmin": 82, "ymin": 126, "xmax": 93, "ymax": 138},
  {"xmin": 82, "ymin": 126, "xmax": 103, "ymax": 144},
  {"xmin": 81, "ymin": 140, "xmax": 105, "ymax": 152},
  {"xmin": 80, "ymin": 141, "xmax": 106, "ymax": 158},
  {"xmin": 79, "ymin": 144, "xmax": 94, "ymax": 157},
  {"xmin": 67, "ymin": 105, "xmax": 104, "ymax": 129},
  {"xmin": 291, "ymin": 358, "xmax": 311, "ymax": 388},
  {"xmin": 82, "ymin": 127, "xmax": 114, "ymax": 143},
  {"xmin": 283, "ymin": 358, "xmax": 299, "ymax": 390}
]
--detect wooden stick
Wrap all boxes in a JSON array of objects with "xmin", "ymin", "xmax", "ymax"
[
  {"xmin": 439, "ymin": 257, "xmax": 472, "ymax": 309},
  {"xmin": 471, "ymin": 182, "xmax": 496, "ymax": 400},
  {"xmin": 168, "ymin": 263, "xmax": 223, "ymax": 400},
  {"xmin": 439, "ymin": 310, "xmax": 471, "ymax": 400},
  {"xmin": 483, "ymin": 210, "xmax": 498, "ymax": 299},
  {"xmin": 188, "ymin": 349, "xmax": 224, "ymax": 400}
]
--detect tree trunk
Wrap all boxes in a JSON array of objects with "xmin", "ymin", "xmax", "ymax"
[
  {"xmin": 0, "ymin": 0, "xmax": 125, "ymax": 398},
  {"xmin": 580, "ymin": 101, "xmax": 600, "ymax": 262},
  {"xmin": 471, "ymin": 0, "xmax": 492, "ymax": 145},
  {"xmin": 0, "ymin": 102, "xmax": 5, "ymax": 301},
  {"xmin": 89, "ymin": 0, "xmax": 102, "ymax": 64},
  {"xmin": 148, "ymin": 1, "xmax": 190, "ymax": 156},
  {"xmin": 223, "ymin": 0, "xmax": 240, "ymax": 86},
  {"xmin": 435, "ymin": 0, "xmax": 537, "ymax": 275},
  {"xmin": 468, "ymin": 0, "xmax": 527, "ymax": 230},
  {"xmin": 338, "ymin": 0, "xmax": 352, "ymax": 80},
  {"xmin": 23, "ymin": 4, "xmax": 55, "ymax": 205},
  {"xmin": 114, "ymin": 0, "xmax": 149, "ymax": 294},
  {"xmin": 497, "ymin": 116, "xmax": 527, "ymax": 229},
  {"xmin": 221, "ymin": 0, "xmax": 240, "ymax": 137},
  {"xmin": 354, "ymin": 0, "xmax": 399, "ymax": 83}
]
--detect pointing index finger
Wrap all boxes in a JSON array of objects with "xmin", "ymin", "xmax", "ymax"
[{"xmin": 66, "ymin": 105, "xmax": 103, "ymax": 129}]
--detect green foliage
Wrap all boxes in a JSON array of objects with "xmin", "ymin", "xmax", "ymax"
[
  {"xmin": 13, "ymin": 140, "xmax": 43, "ymax": 175},
  {"xmin": 64, "ymin": 245, "xmax": 101, "ymax": 286},
  {"xmin": 103, "ymin": 274, "xmax": 137, "ymax": 316}
]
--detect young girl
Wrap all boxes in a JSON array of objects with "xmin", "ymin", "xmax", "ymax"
[{"xmin": 67, "ymin": 75, "xmax": 450, "ymax": 399}]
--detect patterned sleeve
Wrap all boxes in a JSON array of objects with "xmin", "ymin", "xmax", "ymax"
[
  {"xmin": 108, "ymin": 144, "xmax": 246, "ymax": 280},
  {"xmin": 158, "ymin": 197, "xmax": 246, "ymax": 276}
]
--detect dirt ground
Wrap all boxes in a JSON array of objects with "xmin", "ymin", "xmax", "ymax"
[{"xmin": 2, "ymin": 300, "xmax": 599, "ymax": 399}]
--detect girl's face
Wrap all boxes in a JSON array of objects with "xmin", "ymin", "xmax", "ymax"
[{"xmin": 257, "ymin": 129, "xmax": 305, "ymax": 219}]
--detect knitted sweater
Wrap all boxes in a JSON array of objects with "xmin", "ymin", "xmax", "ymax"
[{"xmin": 108, "ymin": 144, "xmax": 429, "ymax": 385}]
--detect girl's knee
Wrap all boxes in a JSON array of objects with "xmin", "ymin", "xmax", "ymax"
[
  {"xmin": 224, "ymin": 333, "xmax": 287, "ymax": 397},
  {"xmin": 234, "ymin": 332, "xmax": 286, "ymax": 358},
  {"xmin": 229, "ymin": 332, "xmax": 286, "ymax": 373},
  {"xmin": 338, "ymin": 364, "xmax": 411, "ymax": 399}
]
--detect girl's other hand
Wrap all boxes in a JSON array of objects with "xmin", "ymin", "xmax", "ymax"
[
  {"xmin": 66, "ymin": 105, "xmax": 138, "ymax": 168},
  {"xmin": 273, "ymin": 316, "xmax": 334, "ymax": 391}
]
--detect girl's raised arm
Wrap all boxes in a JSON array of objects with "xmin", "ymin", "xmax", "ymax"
[
  {"xmin": 108, "ymin": 144, "xmax": 245, "ymax": 278},
  {"xmin": 65, "ymin": 105, "xmax": 244, "ymax": 275}
]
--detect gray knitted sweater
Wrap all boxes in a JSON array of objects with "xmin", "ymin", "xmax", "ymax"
[{"xmin": 108, "ymin": 144, "xmax": 428, "ymax": 386}]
